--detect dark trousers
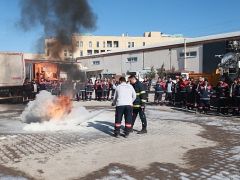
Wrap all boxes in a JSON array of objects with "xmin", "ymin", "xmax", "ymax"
[
  {"xmin": 77, "ymin": 91, "xmax": 86, "ymax": 101},
  {"xmin": 115, "ymin": 106, "xmax": 133, "ymax": 134},
  {"xmin": 198, "ymin": 99, "xmax": 210, "ymax": 111},
  {"xmin": 217, "ymin": 97, "xmax": 228, "ymax": 114},
  {"xmin": 86, "ymin": 91, "xmax": 92, "ymax": 100},
  {"xmin": 154, "ymin": 92, "xmax": 163, "ymax": 103},
  {"xmin": 97, "ymin": 90, "xmax": 103, "ymax": 101},
  {"xmin": 103, "ymin": 90, "xmax": 108, "ymax": 100},
  {"xmin": 132, "ymin": 107, "xmax": 147, "ymax": 129},
  {"xmin": 111, "ymin": 89, "xmax": 115, "ymax": 100}
]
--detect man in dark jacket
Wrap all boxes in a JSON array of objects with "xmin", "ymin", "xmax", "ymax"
[
  {"xmin": 197, "ymin": 79, "xmax": 212, "ymax": 113},
  {"xmin": 129, "ymin": 75, "xmax": 147, "ymax": 134},
  {"xmin": 216, "ymin": 79, "xmax": 229, "ymax": 114}
]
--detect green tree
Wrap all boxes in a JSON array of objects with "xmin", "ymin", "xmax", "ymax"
[
  {"xmin": 146, "ymin": 66, "xmax": 156, "ymax": 79},
  {"xmin": 157, "ymin": 64, "xmax": 166, "ymax": 78}
]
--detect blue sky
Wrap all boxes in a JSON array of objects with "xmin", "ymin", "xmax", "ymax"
[{"xmin": 0, "ymin": 0, "xmax": 240, "ymax": 53}]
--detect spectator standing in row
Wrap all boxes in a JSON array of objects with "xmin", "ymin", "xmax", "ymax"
[
  {"xmin": 95, "ymin": 79, "xmax": 103, "ymax": 101},
  {"xmin": 197, "ymin": 79, "xmax": 212, "ymax": 113},
  {"xmin": 86, "ymin": 79, "xmax": 94, "ymax": 100},
  {"xmin": 216, "ymin": 79, "xmax": 229, "ymax": 114},
  {"xmin": 165, "ymin": 78, "xmax": 173, "ymax": 103},
  {"xmin": 154, "ymin": 77, "xmax": 166, "ymax": 105},
  {"xmin": 142, "ymin": 77, "xmax": 150, "ymax": 102}
]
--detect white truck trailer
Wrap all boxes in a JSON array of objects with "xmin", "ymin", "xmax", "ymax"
[{"xmin": 0, "ymin": 53, "xmax": 25, "ymax": 102}]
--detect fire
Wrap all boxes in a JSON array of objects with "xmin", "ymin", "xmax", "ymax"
[{"xmin": 47, "ymin": 96, "xmax": 72, "ymax": 120}]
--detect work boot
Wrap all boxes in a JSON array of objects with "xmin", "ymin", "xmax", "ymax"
[
  {"xmin": 113, "ymin": 130, "xmax": 120, "ymax": 138},
  {"xmin": 137, "ymin": 127, "xmax": 147, "ymax": 134},
  {"xmin": 129, "ymin": 128, "xmax": 133, "ymax": 133},
  {"xmin": 124, "ymin": 132, "xmax": 129, "ymax": 138}
]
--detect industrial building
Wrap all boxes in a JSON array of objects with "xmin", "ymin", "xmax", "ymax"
[{"xmin": 76, "ymin": 31, "xmax": 240, "ymax": 77}]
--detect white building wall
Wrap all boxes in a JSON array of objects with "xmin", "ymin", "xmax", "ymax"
[{"xmin": 78, "ymin": 44, "xmax": 203, "ymax": 75}]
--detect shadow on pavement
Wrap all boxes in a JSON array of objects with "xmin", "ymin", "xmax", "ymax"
[{"xmin": 87, "ymin": 121, "xmax": 115, "ymax": 136}]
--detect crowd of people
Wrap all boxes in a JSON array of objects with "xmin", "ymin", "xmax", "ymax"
[
  {"xmin": 151, "ymin": 76, "xmax": 240, "ymax": 115},
  {"xmin": 22, "ymin": 74, "xmax": 240, "ymax": 116}
]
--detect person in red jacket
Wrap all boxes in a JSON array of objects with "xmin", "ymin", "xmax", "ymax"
[
  {"xmin": 86, "ymin": 79, "xmax": 94, "ymax": 101},
  {"xmin": 102, "ymin": 78, "xmax": 109, "ymax": 101},
  {"xmin": 179, "ymin": 77, "xmax": 189, "ymax": 107},
  {"xmin": 95, "ymin": 79, "xmax": 103, "ymax": 101}
]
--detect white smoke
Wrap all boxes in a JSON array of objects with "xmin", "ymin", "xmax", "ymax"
[{"xmin": 21, "ymin": 91, "xmax": 102, "ymax": 132}]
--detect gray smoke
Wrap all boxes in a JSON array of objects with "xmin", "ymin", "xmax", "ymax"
[{"xmin": 18, "ymin": 0, "xmax": 97, "ymax": 57}]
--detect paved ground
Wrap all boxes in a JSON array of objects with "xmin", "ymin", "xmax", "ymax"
[{"xmin": 0, "ymin": 102, "xmax": 239, "ymax": 180}]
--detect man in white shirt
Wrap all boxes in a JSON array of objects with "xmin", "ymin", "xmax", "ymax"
[{"xmin": 112, "ymin": 77, "xmax": 136, "ymax": 137}]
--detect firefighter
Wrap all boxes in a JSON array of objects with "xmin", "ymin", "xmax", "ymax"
[
  {"xmin": 216, "ymin": 79, "xmax": 229, "ymax": 114},
  {"xmin": 230, "ymin": 78, "xmax": 240, "ymax": 115},
  {"xmin": 197, "ymin": 79, "xmax": 212, "ymax": 113},
  {"xmin": 86, "ymin": 79, "xmax": 94, "ymax": 101},
  {"xmin": 142, "ymin": 77, "xmax": 150, "ymax": 102},
  {"xmin": 154, "ymin": 77, "xmax": 166, "ymax": 105},
  {"xmin": 129, "ymin": 75, "xmax": 148, "ymax": 134},
  {"xmin": 112, "ymin": 77, "xmax": 136, "ymax": 137}
]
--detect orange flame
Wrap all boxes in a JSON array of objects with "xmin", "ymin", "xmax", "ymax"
[{"xmin": 47, "ymin": 96, "xmax": 72, "ymax": 120}]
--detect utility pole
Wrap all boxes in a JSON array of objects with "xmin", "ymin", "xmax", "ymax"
[
  {"xmin": 143, "ymin": 51, "xmax": 145, "ymax": 70},
  {"xmin": 169, "ymin": 49, "xmax": 172, "ymax": 71},
  {"xmin": 184, "ymin": 38, "xmax": 187, "ymax": 71}
]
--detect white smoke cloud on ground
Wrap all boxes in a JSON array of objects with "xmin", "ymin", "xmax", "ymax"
[{"xmin": 21, "ymin": 91, "xmax": 102, "ymax": 132}]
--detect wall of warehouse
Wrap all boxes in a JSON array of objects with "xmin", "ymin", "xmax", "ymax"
[{"xmin": 78, "ymin": 44, "xmax": 203, "ymax": 75}]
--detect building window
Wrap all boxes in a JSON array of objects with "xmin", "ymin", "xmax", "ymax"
[
  {"xmin": 190, "ymin": 51, "xmax": 197, "ymax": 57},
  {"xmin": 127, "ymin": 42, "xmax": 135, "ymax": 48},
  {"xmin": 92, "ymin": 60, "xmax": 100, "ymax": 65},
  {"xmin": 103, "ymin": 41, "xmax": 106, "ymax": 48},
  {"xmin": 179, "ymin": 51, "xmax": 197, "ymax": 58},
  {"xmin": 79, "ymin": 41, "xmax": 83, "ymax": 47},
  {"xmin": 76, "ymin": 41, "xmax": 79, "ymax": 47},
  {"xmin": 96, "ymin": 41, "xmax": 100, "ymax": 48},
  {"xmin": 114, "ymin": 41, "xmax": 119, "ymax": 48},
  {"xmin": 80, "ymin": 50, "xmax": 83, "ymax": 56},
  {"xmin": 107, "ymin": 50, "xmax": 111, "ymax": 52},
  {"xmin": 69, "ymin": 50, "xmax": 73, "ymax": 57},
  {"xmin": 107, "ymin": 41, "xmax": 112, "ymax": 48},
  {"xmin": 143, "ymin": 42, "xmax": 146, "ymax": 46},
  {"xmin": 101, "ymin": 50, "xmax": 105, "ymax": 53},
  {"xmin": 94, "ymin": 50, "xmax": 99, "ymax": 54},
  {"xmin": 87, "ymin": 50, "xmax": 92, "ymax": 55},
  {"xmin": 89, "ymin": 41, "xmax": 92, "ymax": 48},
  {"xmin": 64, "ymin": 49, "xmax": 67, "ymax": 57},
  {"xmin": 47, "ymin": 49, "xmax": 50, "ymax": 56},
  {"xmin": 127, "ymin": 57, "xmax": 138, "ymax": 63}
]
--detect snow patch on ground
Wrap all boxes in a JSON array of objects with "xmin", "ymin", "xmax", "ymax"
[{"xmin": 97, "ymin": 167, "xmax": 136, "ymax": 180}]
